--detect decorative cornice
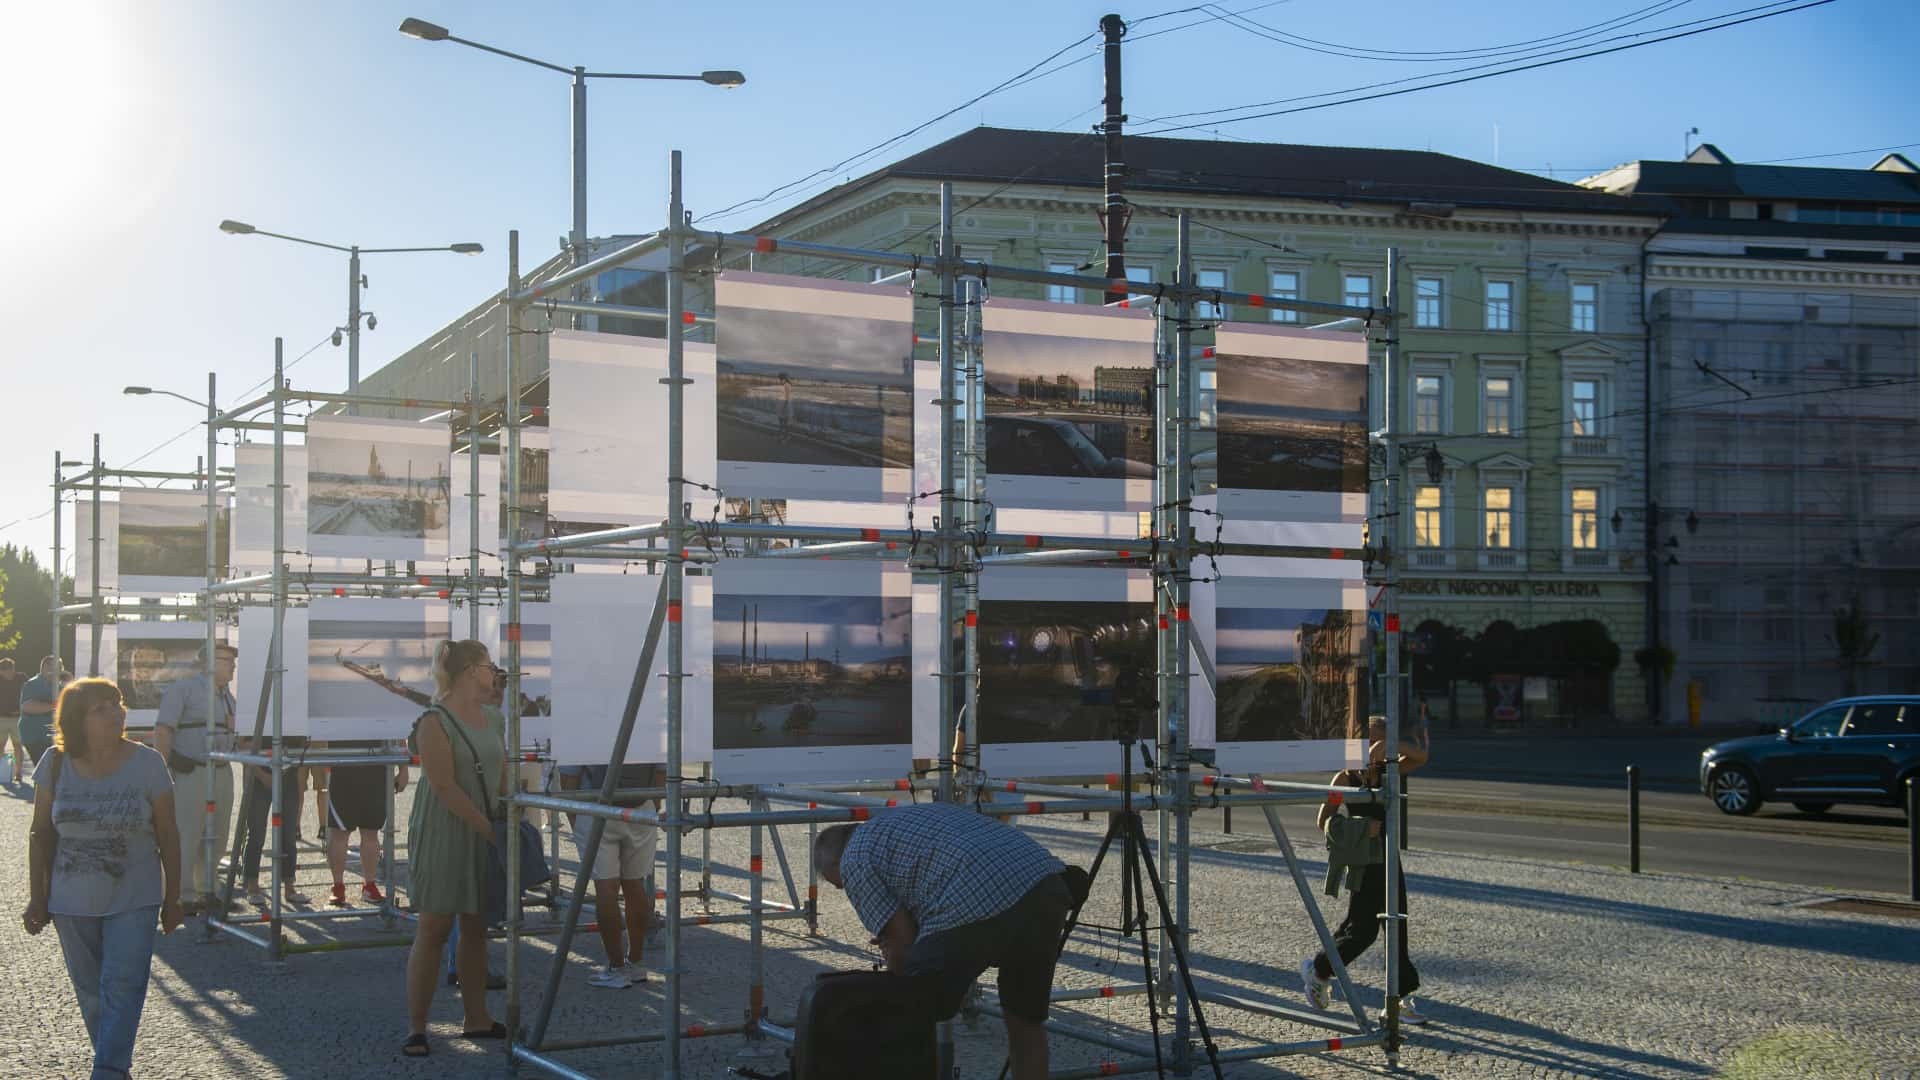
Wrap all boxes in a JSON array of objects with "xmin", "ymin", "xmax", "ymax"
[{"xmin": 1649, "ymin": 260, "xmax": 1920, "ymax": 292}]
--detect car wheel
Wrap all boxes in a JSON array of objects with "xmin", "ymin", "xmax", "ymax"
[
  {"xmin": 1708, "ymin": 765, "xmax": 1761, "ymax": 816},
  {"xmin": 1791, "ymin": 801, "xmax": 1833, "ymax": 815}
]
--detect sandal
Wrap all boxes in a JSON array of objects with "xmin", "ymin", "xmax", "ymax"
[
  {"xmin": 461, "ymin": 1021, "xmax": 508, "ymax": 1040},
  {"xmin": 401, "ymin": 1033, "xmax": 430, "ymax": 1057}
]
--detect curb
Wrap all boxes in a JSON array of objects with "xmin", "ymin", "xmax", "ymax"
[{"xmin": 1410, "ymin": 790, "xmax": 1906, "ymax": 843}]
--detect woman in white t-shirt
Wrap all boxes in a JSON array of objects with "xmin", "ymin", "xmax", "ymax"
[{"xmin": 22, "ymin": 678, "xmax": 184, "ymax": 1080}]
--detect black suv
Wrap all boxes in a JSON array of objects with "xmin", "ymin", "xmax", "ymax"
[{"xmin": 1699, "ymin": 696, "xmax": 1920, "ymax": 816}]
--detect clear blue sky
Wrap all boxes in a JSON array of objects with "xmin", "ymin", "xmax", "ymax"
[{"xmin": 1, "ymin": 0, "xmax": 1911, "ymax": 575}]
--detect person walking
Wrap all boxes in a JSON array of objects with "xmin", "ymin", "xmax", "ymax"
[
  {"xmin": 0, "ymin": 658, "xmax": 28, "ymax": 783},
  {"xmin": 19, "ymin": 655, "xmax": 64, "ymax": 772},
  {"xmin": 152, "ymin": 644, "xmax": 238, "ymax": 914},
  {"xmin": 22, "ymin": 678, "xmax": 185, "ymax": 1080},
  {"xmin": 402, "ymin": 640, "xmax": 507, "ymax": 1057},
  {"xmin": 1300, "ymin": 723, "xmax": 1431, "ymax": 1025},
  {"xmin": 557, "ymin": 761, "xmax": 659, "ymax": 988}
]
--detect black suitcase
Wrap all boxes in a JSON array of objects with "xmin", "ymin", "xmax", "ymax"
[{"xmin": 790, "ymin": 969, "xmax": 941, "ymax": 1080}]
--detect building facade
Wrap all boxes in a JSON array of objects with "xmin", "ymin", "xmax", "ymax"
[{"xmin": 1584, "ymin": 147, "xmax": 1920, "ymax": 725}]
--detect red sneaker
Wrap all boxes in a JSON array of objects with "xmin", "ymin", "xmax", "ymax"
[
  {"xmin": 328, "ymin": 883, "xmax": 348, "ymax": 908},
  {"xmin": 360, "ymin": 882, "xmax": 385, "ymax": 903}
]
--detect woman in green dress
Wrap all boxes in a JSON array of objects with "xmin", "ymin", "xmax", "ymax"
[{"xmin": 403, "ymin": 639, "xmax": 507, "ymax": 1057}]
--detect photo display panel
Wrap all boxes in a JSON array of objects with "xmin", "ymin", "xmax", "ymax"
[
  {"xmin": 236, "ymin": 606, "xmax": 309, "ymax": 739},
  {"xmin": 117, "ymin": 490, "xmax": 229, "ymax": 595},
  {"xmin": 549, "ymin": 330, "xmax": 717, "ymax": 526},
  {"xmin": 983, "ymin": 298, "xmax": 1156, "ymax": 515},
  {"xmin": 549, "ymin": 571, "xmax": 713, "ymax": 767},
  {"xmin": 476, "ymin": 602, "xmax": 554, "ymax": 748},
  {"xmin": 232, "ymin": 443, "xmax": 307, "ymax": 574},
  {"xmin": 711, "ymin": 560, "xmax": 912, "ymax": 784},
  {"xmin": 304, "ymin": 415, "xmax": 451, "ymax": 561},
  {"xmin": 715, "ymin": 272, "xmax": 914, "ymax": 504},
  {"xmin": 976, "ymin": 566, "xmax": 1155, "ymax": 778},
  {"xmin": 305, "ymin": 597, "xmax": 450, "ymax": 741},
  {"xmin": 1208, "ymin": 563, "xmax": 1367, "ymax": 776},
  {"xmin": 1214, "ymin": 324, "xmax": 1369, "ymax": 528},
  {"xmin": 73, "ymin": 497, "xmax": 120, "ymax": 595},
  {"xmin": 448, "ymin": 452, "xmax": 501, "ymax": 578},
  {"xmin": 80, "ymin": 621, "xmax": 224, "ymax": 732}
]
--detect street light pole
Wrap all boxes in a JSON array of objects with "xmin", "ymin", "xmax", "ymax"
[
  {"xmin": 348, "ymin": 246, "xmax": 363, "ymax": 397},
  {"xmin": 572, "ymin": 68, "xmax": 587, "ymax": 271}
]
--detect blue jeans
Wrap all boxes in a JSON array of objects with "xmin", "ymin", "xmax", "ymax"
[{"xmin": 54, "ymin": 906, "xmax": 159, "ymax": 1080}]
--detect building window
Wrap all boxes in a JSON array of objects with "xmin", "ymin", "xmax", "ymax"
[
  {"xmin": 1195, "ymin": 267, "xmax": 1228, "ymax": 321},
  {"xmin": 1343, "ymin": 273, "xmax": 1373, "ymax": 311},
  {"xmin": 1414, "ymin": 277, "xmax": 1445, "ymax": 328},
  {"xmin": 1570, "ymin": 379, "xmax": 1600, "ymax": 435},
  {"xmin": 1688, "ymin": 611, "xmax": 1716, "ymax": 643},
  {"xmin": 1484, "ymin": 376, "xmax": 1514, "ymax": 435},
  {"xmin": 1570, "ymin": 487, "xmax": 1600, "ymax": 549},
  {"xmin": 1571, "ymin": 281, "xmax": 1599, "ymax": 333},
  {"xmin": 1268, "ymin": 269, "xmax": 1300, "ymax": 324},
  {"xmin": 1414, "ymin": 375, "xmax": 1445, "ymax": 434},
  {"xmin": 1413, "ymin": 485, "xmax": 1444, "ymax": 547},
  {"xmin": 1046, "ymin": 261, "xmax": 1079, "ymax": 305},
  {"xmin": 1486, "ymin": 280, "xmax": 1514, "ymax": 331},
  {"xmin": 1763, "ymin": 615, "xmax": 1795, "ymax": 643},
  {"xmin": 1484, "ymin": 486, "xmax": 1514, "ymax": 548}
]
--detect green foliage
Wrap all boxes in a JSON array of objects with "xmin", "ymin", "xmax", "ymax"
[{"xmin": 0, "ymin": 545, "xmax": 66, "ymax": 664}]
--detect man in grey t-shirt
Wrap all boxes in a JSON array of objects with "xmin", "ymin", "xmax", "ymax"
[{"xmin": 154, "ymin": 644, "xmax": 238, "ymax": 912}]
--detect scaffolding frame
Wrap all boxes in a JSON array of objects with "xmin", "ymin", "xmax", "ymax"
[{"xmin": 493, "ymin": 154, "xmax": 1415, "ymax": 1080}]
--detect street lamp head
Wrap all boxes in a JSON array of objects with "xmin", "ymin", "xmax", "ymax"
[
  {"xmin": 701, "ymin": 70, "xmax": 746, "ymax": 88},
  {"xmin": 398, "ymin": 17, "xmax": 450, "ymax": 41},
  {"xmin": 450, "ymin": 242, "xmax": 484, "ymax": 254},
  {"xmin": 122, "ymin": 386, "xmax": 152, "ymax": 396},
  {"xmin": 218, "ymin": 219, "xmax": 256, "ymax": 235}
]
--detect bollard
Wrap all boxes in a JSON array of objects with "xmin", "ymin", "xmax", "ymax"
[
  {"xmin": 1399, "ymin": 774, "xmax": 1410, "ymax": 851},
  {"xmin": 1627, "ymin": 765, "xmax": 1641, "ymax": 874},
  {"xmin": 1908, "ymin": 777, "xmax": 1917, "ymax": 903},
  {"xmin": 1223, "ymin": 788, "xmax": 1232, "ymax": 835}
]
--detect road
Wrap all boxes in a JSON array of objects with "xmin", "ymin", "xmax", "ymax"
[
  {"xmin": 1185, "ymin": 730, "xmax": 1915, "ymax": 897},
  {"xmin": 720, "ymin": 421, "xmax": 886, "ymax": 468}
]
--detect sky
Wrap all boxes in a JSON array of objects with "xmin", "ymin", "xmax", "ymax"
[{"xmin": 1, "ymin": 0, "xmax": 1913, "ymax": 576}]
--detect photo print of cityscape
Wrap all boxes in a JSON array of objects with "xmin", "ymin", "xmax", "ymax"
[
  {"xmin": 712, "ymin": 594, "xmax": 912, "ymax": 750},
  {"xmin": 307, "ymin": 420, "xmax": 451, "ymax": 547},
  {"xmin": 1215, "ymin": 605, "xmax": 1369, "ymax": 743},
  {"xmin": 983, "ymin": 327, "xmax": 1155, "ymax": 483},
  {"xmin": 1216, "ymin": 352, "xmax": 1368, "ymax": 494},
  {"xmin": 977, "ymin": 598, "xmax": 1158, "ymax": 743}
]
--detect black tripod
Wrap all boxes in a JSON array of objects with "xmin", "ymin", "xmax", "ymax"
[{"xmin": 1009, "ymin": 736, "xmax": 1224, "ymax": 1080}]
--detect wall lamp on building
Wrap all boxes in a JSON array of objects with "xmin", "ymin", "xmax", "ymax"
[
  {"xmin": 1613, "ymin": 504, "xmax": 1698, "ymax": 566},
  {"xmin": 1399, "ymin": 443, "xmax": 1447, "ymax": 484}
]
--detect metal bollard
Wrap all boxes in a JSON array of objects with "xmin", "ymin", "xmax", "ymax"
[
  {"xmin": 1627, "ymin": 765, "xmax": 1641, "ymax": 874},
  {"xmin": 1908, "ymin": 776, "xmax": 1917, "ymax": 903},
  {"xmin": 1399, "ymin": 774, "xmax": 1409, "ymax": 851},
  {"xmin": 1223, "ymin": 788, "xmax": 1231, "ymax": 835}
]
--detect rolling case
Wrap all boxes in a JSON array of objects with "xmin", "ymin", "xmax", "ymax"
[{"xmin": 790, "ymin": 969, "xmax": 941, "ymax": 1080}]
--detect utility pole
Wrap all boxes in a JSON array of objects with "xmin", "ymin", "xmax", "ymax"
[{"xmin": 1100, "ymin": 13, "xmax": 1129, "ymax": 305}]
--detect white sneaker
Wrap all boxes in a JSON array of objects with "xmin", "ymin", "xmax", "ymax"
[
  {"xmin": 1299, "ymin": 957, "xmax": 1330, "ymax": 1011},
  {"xmin": 1377, "ymin": 996, "xmax": 1429, "ymax": 1026},
  {"xmin": 619, "ymin": 962, "xmax": 650, "ymax": 984},
  {"xmin": 587, "ymin": 965, "xmax": 631, "ymax": 990}
]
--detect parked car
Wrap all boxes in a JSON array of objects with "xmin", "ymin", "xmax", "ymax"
[{"xmin": 1699, "ymin": 695, "xmax": 1920, "ymax": 816}]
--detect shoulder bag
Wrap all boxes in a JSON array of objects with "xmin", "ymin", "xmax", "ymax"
[{"xmin": 428, "ymin": 705, "xmax": 552, "ymax": 926}]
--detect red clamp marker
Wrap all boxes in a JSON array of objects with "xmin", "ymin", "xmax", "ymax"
[
  {"xmin": 1385, "ymin": 614, "xmax": 1400, "ymax": 633},
  {"xmin": 682, "ymin": 311, "xmax": 696, "ymax": 325},
  {"xmin": 417, "ymin": 576, "xmax": 432, "ymax": 586},
  {"xmin": 667, "ymin": 601, "xmax": 683, "ymax": 623},
  {"xmin": 204, "ymin": 801, "xmax": 217, "ymax": 813},
  {"xmin": 1104, "ymin": 773, "xmax": 1119, "ymax": 785},
  {"xmin": 1025, "ymin": 801, "xmax": 1044, "ymax": 815},
  {"xmin": 505, "ymin": 623, "xmax": 523, "ymax": 643},
  {"xmin": 530, "ymin": 405, "xmax": 547, "ymax": 418},
  {"xmin": 1251, "ymin": 778, "xmax": 1268, "ymax": 792},
  {"xmin": 1327, "ymin": 791, "xmax": 1344, "ymax": 807},
  {"xmin": 1247, "ymin": 294, "xmax": 1266, "ymax": 308},
  {"xmin": 332, "ymin": 588, "xmax": 346, "ymax": 598},
  {"xmin": 1327, "ymin": 1038, "xmax": 1344, "ymax": 1050},
  {"xmin": 436, "ymin": 590, "xmax": 450, "ymax": 600},
  {"xmin": 270, "ymin": 814, "xmax": 283, "ymax": 827},
  {"xmin": 1099, "ymin": 1064, "xmax": 1122, "ymax": 1077},
  {"xmin": 1024, "ymin": 535, "xmax": 1043, "ymax": 547},
  {"xmin": 1175, "ymin": 604, "xmax": 1190, "ymax": 622},
  {"xmin": 884, "ymin": 799, "xmax": 898, "ymax": 808},
  {"xmin": 1004, "ymin": 781, "xmax": 1019, "ymax": 792},
  {"xmin": 686, "ymin": 1024, "xmax": 708, "ymax": 1038},
  {"xmin": 1099, "ymin": 986, "xmax": 1116, "ymax": 998},
  {"xmin": 1329, "ymin": 547, "xmax": 1347, "ymax": 560},
  {"xmin": 850, "ymin": 807, "xmax": 870, "ymax": 821},
  {"xmin": 1158, "ymin": 615, "xmax": 1170, "ymax": 630},
  {"xmin": 894, "ymin": 778, "xmax": 911, "ymax": 790},
  {"xmin": 964, "ymin": 610, "xmax": 978, "ymax": 627},
  {"xmin": 861, "ymin": 528, "xmax": 880, "ymax": 541},
  {"xmin": 749, "ymin": 857, "xmax": 763, "ymax": 874},
  {"xmin": 1201, "ymin": 774, "xmax": 1217, "ymax": 785},
  {"xmin": 754, "ymin": 236, "xmax": 778, "ymax": 254}
]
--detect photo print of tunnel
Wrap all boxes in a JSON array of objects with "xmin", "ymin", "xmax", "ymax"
[
  {"xmin": 549, "ymin": 330, "xmax": 716, "ymax": 525},
  {"xmin": 117, "ymin": 489, "xmax": 230, "ymax": 594},
  {"xmin": 982, "ymin": 298, "xmax": 1156, "ymax": 514},
  {"xmin": 305, "ymin": 415, "xmax": 451, "ymax": 560},
  {"xmin": 715, "ymin": 272, "xmax": 913, "ymax": 504},
  {"xmin": 711, "ymin": 559, "xmax": 912, "ymax": 783},
  {"xmin": 974, "ymin": 567, "xmax": 1155, "ymax": 777},
  {"xmin": 1209, "ymin": 570, "xmax": 1367, "ymax": 775},
  {"xmin": 1214, "ymin": 324, "xmax": 1369, "ymax": 528}
]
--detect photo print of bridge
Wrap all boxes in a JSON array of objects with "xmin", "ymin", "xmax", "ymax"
[
  {"xmin": 119, "ymin": 490, "xmax": 229, "ymax": 582},
  {"xmin": 1215, "ymin": 605, "xmax": 1368, "ymax": 743},
  {"xmin": 977, "ymin": 598, "xmax": 1158, "ymax": 743},
  {"xmin": 1216, "ymin": 351, "xmax": 1368, "ymax": 495},
  {"xmin": 715, "ymin": 277, "xmax": 913, "ymax": 471},
  {"xmin": 306, "ymin": 416, "xmax": 450, "ymax": 557},
  {"xmin": 983, "ymin": 325, "xmax": 1155, "ymax": 482},
  {"xmin": 712, "ymin": 593, "xmax": 912, "ymax": 750},
  {"xmin": 308, "ymin": 607, "xmax": 451, "ymax": 727}
]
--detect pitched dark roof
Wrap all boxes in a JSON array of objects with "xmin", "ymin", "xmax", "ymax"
[
  {"xmin": 1602, "ymin": 160, "xmax": 1920, "ymax": 204},
  {"xmin": 751, "ymin": 126, "xmax": 1654, "ymax": 230}
]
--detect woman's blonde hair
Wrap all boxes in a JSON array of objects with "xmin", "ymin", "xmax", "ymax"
[
  {"xmin": 433, "ymin": 639, "xmax": 492, "ymax": 698},
  {"xmin": 55, "ymin": 679, "xmax": 124, "ymax": 759}
]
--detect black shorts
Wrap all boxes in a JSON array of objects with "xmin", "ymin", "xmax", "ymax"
[
  {"xmin": 903, "ymin": 871, "xmax": 1073, "ymax": 1024},
  {"xmin": 326, "ymin": 765, "xmax": 388, "ymax": 831}
]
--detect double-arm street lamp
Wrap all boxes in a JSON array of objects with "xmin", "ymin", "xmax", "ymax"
[
  {"xmin": 397, "ymin": 17, "xmax": 743, "ymax": 275},
  {"xmin": 217, "ymin": 220, "xmax": 482, "ymax": 398}
]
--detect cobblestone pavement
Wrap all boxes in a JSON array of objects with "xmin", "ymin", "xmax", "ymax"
[{"xmin": 1, "ymin": 781, "xmax": 1916, "ymax": 1079}]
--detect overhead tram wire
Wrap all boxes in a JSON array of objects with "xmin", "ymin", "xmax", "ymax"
[
  {"xmin": 1203, "ymin": 0, "xmax": 1702, "ymax": 62},
  {"xmin": 119, "ymin": 328, "xmax": 339, "ymax": 472},
  {"xmin": 1135, "ymin": 0, "xmax": 1836, "ymax": 135}
]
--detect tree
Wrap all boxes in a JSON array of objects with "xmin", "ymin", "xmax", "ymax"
[
  {"xmin": 0, "ymin": 545, "xmax": 65, "ymax": 664},
  {"xmin": 1828, "ymin": 594, "xmax": 1879, "ymax": 697}
]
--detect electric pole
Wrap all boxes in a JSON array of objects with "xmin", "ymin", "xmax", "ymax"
[{"xmin": 1101, "ymin": 13, "xmax": 1129, "ymax": 305}]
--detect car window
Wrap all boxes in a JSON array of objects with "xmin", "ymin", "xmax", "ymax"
[
  {"xmin": 1793, "ymin": 706, "xmax": 1849, "ymax": 738},
  {"xmin": 1843, "ymin": 703, "xmax": 1912, "ymax": 737}
]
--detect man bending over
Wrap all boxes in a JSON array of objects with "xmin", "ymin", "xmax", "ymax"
[{"xmin": 814, "ymin": 803, "xmax": 1073, "ymax": 1080}]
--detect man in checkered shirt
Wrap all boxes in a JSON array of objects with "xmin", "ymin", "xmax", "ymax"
[{"xmin": 815, "ymin": 802, "xmax": 1075, "ymax": 1080}]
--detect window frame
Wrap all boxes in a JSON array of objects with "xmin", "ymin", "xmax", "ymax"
[
  {"xmin": 1413, "ymin": 372, "xmax": 1447, "ymax": 435},
  {"xmin": 1341, "ymin": 271, "xmax": 1374, "ymax": 312},
  {"xmin": 1043, "ymin": 256, "xmax": 1082, "ymax": 305},
  {"xmin": 1412, "ymin": 483, "xmax": 1447, "ymax": 548},
  {"xmin": 1483, "ymin": 484, "xmax": 1515, "ymax": 549},
  {"xmin": 1481, "ymin": 371, "xmax": 1517, "ymax": 436},
  {"xmin": 1568, "ymin": 485, "xmax": 1603, "ymax": 551},
  {"xmin": 1414, "ymin": 275, "xmax": 1446, "ymax": 329},
  {"xmin": 1265, "ymin": 265, "xmax": 1304, "ymax": 324},
  {"xmin": 1194, "ymin": 264, "xmax": 1231, "ymax": 321},
  {"xmin": 1570, "ymin": 278, "xmax": 1602, "ymax": 333},
  {"xmin": 1484, "ymin": 277, "xmax": 1517, "ymax": 332}
]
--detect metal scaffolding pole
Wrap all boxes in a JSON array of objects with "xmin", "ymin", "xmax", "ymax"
[
  {"xmin": 89, "ymin": 434, "xmax": 101, "ymax": 676},
  {"xmin": 1378, "ymin": 246, "xmax": 1406, "ymax": 1049},
  {"xmin": 662, "ymin": 148, "xmax": 690, "ymax": 1080},
  {"xmin": 204, "ymin": 371, "xmax": 222, "ymax": 905},
  {"xmin": 504, "ymin": 228, "xmax": 528, "ymax": 1040},
  {"xmin": 269, "ymin": 338, "xmax": 288, "ymax": 960},
  {"xmin": 1170, "ymin": 210, "xmax": 1196, "ymax": 1068}
]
